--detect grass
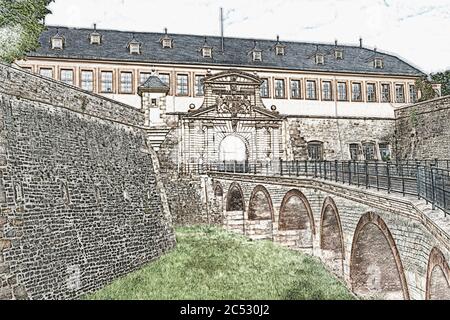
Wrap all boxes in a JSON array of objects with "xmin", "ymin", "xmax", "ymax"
[{"xmin": 86, "ymin": 226, "xmax": 354, "ymax": 300}]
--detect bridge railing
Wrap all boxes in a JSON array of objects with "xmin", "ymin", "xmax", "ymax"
[{"xmin": 199, "ymin": 160, "xmax": 449, "ymax": 216}]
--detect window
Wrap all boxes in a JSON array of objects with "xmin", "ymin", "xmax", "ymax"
[
  {"xmin": 139, "ymin": 72, "xmax": 151, "ymax": 85},
  {"xmin": 195, "ymin": 75, "xmax": 205, "ymax": 96},
  {"xmin": 120, "ymin": 72, "xmax": 133, "ymax": 93},
  {"xmin": 381, "ymin": 84, "xmax": 391, "ymax": 102},
  {"xmin": 39, "ymin": 68, "xmax": 53, "ymax": 78},
  {"xmin": 374, "ymin": 58, "xmax": 384, "ymax": 69},
  {"xmin": 306, "ymin": 80, "xmax": 317, "ymax": 100},
  {"xmin": 159, "ymin": 74, "xmax": 170, "ymax": 87},
  {"xmin": 260, "ymin": 79, "xmax": 269, "ymax": 98},
  {"xmin": 379, "ymin": 143, "xmax": 391, "ymax": 161},
  {"xmin": 129, "ymin": 43, "xmax": 140, "ymax": 55},
  {"xmin": 362, "ymin": 143, "xmax": 376, "ymax": 160},
  {"xmin": 101, "ymin": 71, "xmax": 113, "ymax": 93},
  {"xmin": 367, "ymin": 83, "xmax": 377, "ymax": 102},
  {"xmin": 349, "ymin": 144, "xmax": 360, "ymax": 160},
  {"xmin": 322, "ymin": 81, "xmax": 332, "ymax": 101},
  {"xmin": 162, "ymin": 38, "xmax": 173, "ymax": 49},
  {"xmin": 337, "ymin": 82, "xmax": 347, "ymax": 101},
  {"xmin": 290, "ymin": 80, "xmax": 301, "ymax": 99},
  {"xmin": 177, "ymin": 74, "xmax": 189, "ymax": 96},
  {"xmin": 335, "ymin": 50, "xmax": 343, "ymax": 60},
  {"xmin": 308, "ymin": 142, "xmax": 323, "ymax": 160},
  {"xmin": 253, "ymin": 51, "xmax": 262, "ymax": 62},
  {"xmin": 60, "ymin": 69, "xmax": 74, "ymax": 85},
  {"xmin": 22, "ymin": 67, "xmax": 32, "ymax": 73},
  {"xmin": 90, "ymin": 33, "xmax": 101, "ymax": 45},
  {"xmin": 409, "ymin": 85, "xmax": 417, "ymax": 103},
  {"xmin": 352, "ymin": 82, "xmax": 362, "ymax": 101},
  {"xmin": 275, "ymin": 79, "xmax": 285, "ymax": 98},
  {"xmin": 395, "ymin": 84, "xmax": 405, "ymax": 103},
  {"xmin": 202, "ymin": 47, "xmax": 212, "ymax": 58},
  {"xmin": 51, "ymin": 37, "xmax": 63, "ymax": 50},
  {"xmin": 276, "ymin": 46, "xmax": 285, "ymax": 56},
  {"xmin": 81, "ymin": 70, "xmax": 94, "ymax": 92},
  {"xmin": 315, "ymin": 54, "xmax": 325, "ymax": 65}
]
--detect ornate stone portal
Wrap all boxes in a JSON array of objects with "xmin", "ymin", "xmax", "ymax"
[{"xmin": 178, "ymin": 70, "xmax": 284, "ymax": 168}]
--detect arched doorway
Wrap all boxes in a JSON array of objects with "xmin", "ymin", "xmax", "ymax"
[
  {"xmin": 219, "ymin": 135, "xmax": 248, "ymax": 172},
  {"xmin": 278, "ymin": 189, "xmax": 315, "ymax": 250},
  {"xmin": 224, "ymin": 182, "xmax": 245, "ymax": 235},
  {"xmin": 350, "ymin": 212, "xmax": 409, "ymax": 300},
  {"xmin": 426, "ymin": 247, "xmax": 450, "ymax": 300},
  {"xmin": 213, "ymin": 182, "xmax": 224, "ymax": 222},
  {"xmin": 247, "ymin": 185, "xmax": 274, "ymax": 240},
  {"xmin": 320, "ymin": 197, "xmax": 345, "ymax": 277}
]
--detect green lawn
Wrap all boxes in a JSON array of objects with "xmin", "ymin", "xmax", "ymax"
[{"xmin": 87, "ymin": 226, "xmax": 354, "ymax": 300}]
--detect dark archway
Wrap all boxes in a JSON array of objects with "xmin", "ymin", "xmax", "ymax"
[
  {"xmin": 426, "ymin": 247, "xmax": 450, "ymax": 300},
  {"xmin": 350, "ymin": 212, "xmax": 409, "ymax": 300},
  {"xmin": 278, "ymin": 189, "xmax": 315, "ymax": 248},
  {"xmin": 226, "ymin": 182, "xmax": 245, "ymax": 212},
  {"xmin": 320, "ymin": 197, "xmax": 345, "ymax": 277},
  {"xmin": 248, "ymin": 185, "xmax": 274, "ymax": 220}
]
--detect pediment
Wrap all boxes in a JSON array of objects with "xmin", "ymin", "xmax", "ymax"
[
  {"xmin": 184, "ymin": 105, "xmax": 283, "ymax": 121},
  {"xmin": 204, "ymin": 69, "xmax": 262, "ymax": 86}
]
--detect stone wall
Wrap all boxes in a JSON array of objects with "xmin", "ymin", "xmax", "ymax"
[
  {"xmin": 0, "ymin": 64, "xmax": 175, "ymax": 300},
  {"xmin": 286, "ymin": 117, "xmax": 395, "ymax": 160},
  {"xmin": 208, "ymin": 173, "xmax": 450, "ymax": 300},
  {"xmin": 395, "ymin": 96, "xmax": 450, "ymax": 160}
]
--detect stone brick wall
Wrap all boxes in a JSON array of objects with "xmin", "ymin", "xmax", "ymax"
[
  {"xmin": 0, "ymin": 64, "xmax": 175, "ymax": 300},
  {"xmin": 286, "ymin": 117, "xmax": 395, "ymax": 160},
  {"xmin": 395, "ymin": 96, "xmax": 450, "ymax": 160},
  {"xmin": 1, "ymin": 64, "xmax": 144, "ymax": 127}
]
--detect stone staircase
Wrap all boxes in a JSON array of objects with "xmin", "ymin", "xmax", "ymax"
[{"xmin": 146, "ymin": 128, "xmax": 171, "ymax": 151}]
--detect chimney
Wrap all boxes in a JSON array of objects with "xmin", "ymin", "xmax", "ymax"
[
  {"xmin": 359, "ymin": 37, "xmax": 363, "ymax": 48},
  {"xmin": 335, "ymin": 39, "xmax": 338, "ymax": 47},
  {"xmin": 93, "ymin": 23, "xmax": 97, "ymax": 31},
  {"xmin": 220, "ymin": 8, "xmax": 225, "ymax": 52}
]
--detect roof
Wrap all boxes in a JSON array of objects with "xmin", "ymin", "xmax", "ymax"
[
  {"xmin": 138, "ymin": 74, "xmax": 169, "ymax": 95},
  {"xmin": 27, "ymin": 26, "xmax": 425, "ymax": 77}
]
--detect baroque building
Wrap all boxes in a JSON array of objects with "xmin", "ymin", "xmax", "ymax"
[{"xmin": 16, "ymin": 26, "xmax": 431, "ymax": 167}]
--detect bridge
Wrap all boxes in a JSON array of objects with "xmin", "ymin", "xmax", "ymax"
[{"xmin": 202, "ymin": 161, "xmax": 450, "ymax": 300}]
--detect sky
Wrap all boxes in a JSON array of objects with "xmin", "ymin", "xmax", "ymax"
[{"xmin": 44, "ymin": 0, "xmax": 450, "ymax": 73}]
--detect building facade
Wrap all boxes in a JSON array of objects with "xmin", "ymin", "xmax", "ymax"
[{"xmin": 17, "ymin": 26, "xmax": 428, "ymax": 166}]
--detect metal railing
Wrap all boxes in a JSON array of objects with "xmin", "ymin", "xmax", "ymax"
[{"xmin": 188, "ymin": 160, "xmax": 450, "ymax": 216}]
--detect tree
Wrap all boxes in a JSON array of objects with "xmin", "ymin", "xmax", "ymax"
[
  {"xmin": 415, "ymin": 77, "xmax": 438, "ymax": 102},
  {"xmin": 431, "ymin": 70, "xmax": 450, "ymax": 97},
  {"xmin": 0, "ymin": 0, "xmax": 53, "ymax": 64}
]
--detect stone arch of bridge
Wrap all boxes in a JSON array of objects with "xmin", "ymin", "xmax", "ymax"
[
  {"xmin": 226, "ymin": 182, "xmax": 245, "ymax": 212},
  {"xmin": 350, "ymin": 212, "xmax": 410, "ymax": 300},
  {"xmin": 320, "ymin": 197, "xmax": 345, "ymax": 277},
  {"xmin": 278, "ymin": 189, "xmax": 315, "ymax": 248},
  {"xmin": 213, "ymin": 181, "xmax": 224, "ymax": 211},
  {"xmin": 426, "ymin": 247, "xmax": 450, "ymax": 300},
  {"xmin": 247, "ymin": 185, "xmax": 274, "ymax": 221}
]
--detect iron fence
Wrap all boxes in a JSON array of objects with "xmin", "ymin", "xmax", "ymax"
[{"xmin": 191, "ymin": 160, "xmax": 450, "ymax": 216}]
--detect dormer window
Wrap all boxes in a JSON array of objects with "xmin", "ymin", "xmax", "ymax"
[
  {"xmin": 274, "ymin": 36, "xmax": 286, "ymax": 56},
  {"xmin": 335, "ymin": 50, "xmax": 343, "ymax": 60},
  {"xmin": 253, "ymin": 51, "xmax": 262, "ymax": 62},
  {"xmin": 51, "ymin": 34, "xmax": 64, "ymax": 50},
  {"xmin": 90, "ymin": 33, "xmax": 101, "ymax": 45},
  {"xmin": 201, "ymin": 37, "xmax": 212, "ymax": 58},
  {"xmin": 374, "ymin": 58, "xmax": 384, "ymax": 69},
  {"xmin": 276, "ymin": 46, "xmax": 285, "ymax": 56},
  {"xmin": 202, "ymin": 47, "xmax": 212, "ymax": 58},
  {"xmin": 90, "ymin": 24, "xmax": 101, "ymax": 44},
  {"xmin": 127, "ymin": 35, "xmax": 141, "ymax": 55},
  {"xmin": 162, "ymin": 38, "xmax": 173, "ymax": 48},
  {"xmin": 315, "ymin": 54, "xmax": 325, "ymax": 65},
  {"xmin": 160, "ymin": 28, "xmax": 173, "ymax": 48}
]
